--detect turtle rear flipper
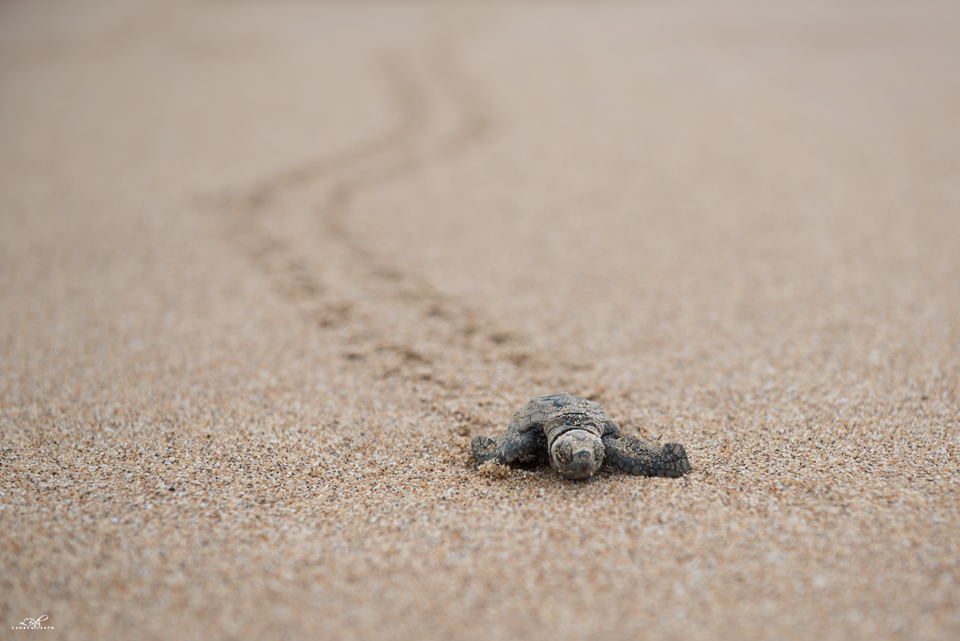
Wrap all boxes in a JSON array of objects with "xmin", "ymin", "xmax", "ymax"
[{"xmin": 603, "ymin": 435, "xmax": 691, "ymax": 477}]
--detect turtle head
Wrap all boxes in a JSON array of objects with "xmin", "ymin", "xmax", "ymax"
[{"xmin": 550, "ymin": 429, "xmax": 604, "ymax": 480}]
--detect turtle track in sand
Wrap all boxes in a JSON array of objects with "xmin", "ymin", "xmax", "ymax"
[{"xmin": 208, "ymin": 18, "xmax": 590, "ymax": 402}]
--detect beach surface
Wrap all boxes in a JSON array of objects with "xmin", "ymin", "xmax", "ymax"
[{"xmin": 2, "ymin": 1, "xmax": 959, "ymax": 639}]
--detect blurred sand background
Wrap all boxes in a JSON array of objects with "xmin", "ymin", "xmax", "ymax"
[{"xmin": 2, "ymin": 0, "xmax": 959, "ymax": 639}]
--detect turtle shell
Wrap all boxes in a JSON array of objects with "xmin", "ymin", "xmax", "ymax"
[{"xmin": 509, "ymin": 392, "xmax": 613, "ymax": 437}]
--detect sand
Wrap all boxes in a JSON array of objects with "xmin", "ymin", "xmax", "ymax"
[{"xmin": 2, "ymin": 0, "xmax": 959, "ymax": 639}]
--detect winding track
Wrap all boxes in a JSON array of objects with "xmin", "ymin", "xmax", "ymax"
[{"xmin": 211, "ymin": 19, "xmax": 571, "ymax": 396}]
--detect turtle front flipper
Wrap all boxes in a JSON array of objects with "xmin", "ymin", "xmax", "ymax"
[
  {"xmin": 471, "ymin": 435, "xmax": 501, "ymax": 464},
  {"xmin": 602, "ymin": 435, "xmax": 691, "ymax": 477},
  {"xmin": 471, "ymin": 430, "xmax": 544, "ymax": 466}
]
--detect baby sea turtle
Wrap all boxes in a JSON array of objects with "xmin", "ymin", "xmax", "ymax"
[{"xmin": 472, "ymin": 392, "xmax": 691, "ymax": 480}]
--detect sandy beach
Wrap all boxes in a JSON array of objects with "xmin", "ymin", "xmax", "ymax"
[{"xmin": 2, "ymin": 0, "xmax": 959, "ymax": 639}]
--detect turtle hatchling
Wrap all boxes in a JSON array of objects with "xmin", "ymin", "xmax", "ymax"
[{"xmin": 472, "ymin": 392, "xmax": 691, "ymax": 480}]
